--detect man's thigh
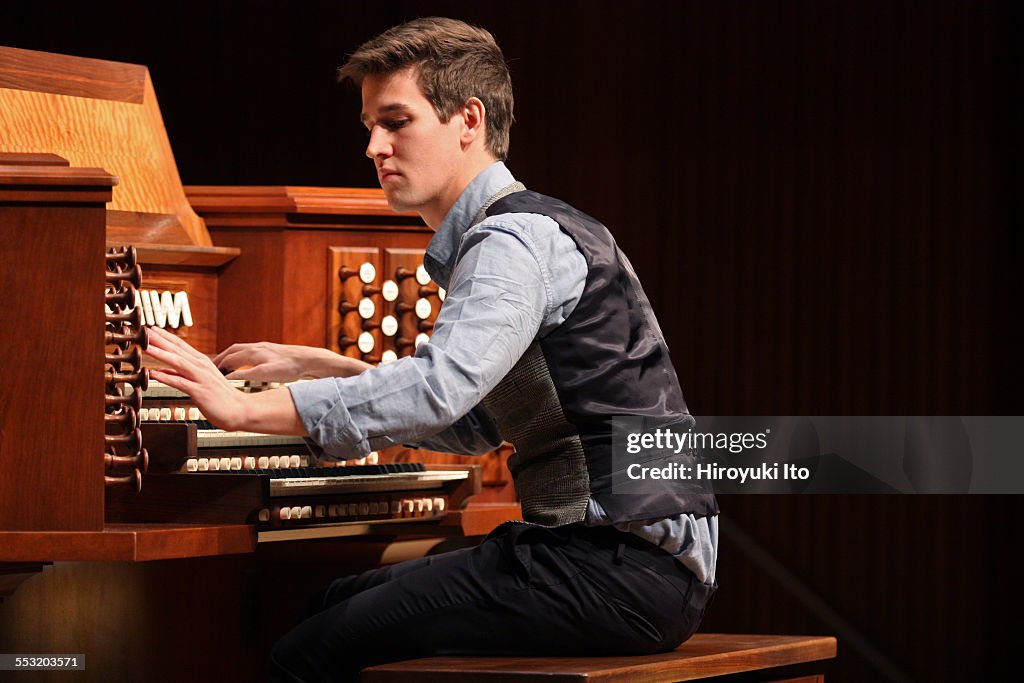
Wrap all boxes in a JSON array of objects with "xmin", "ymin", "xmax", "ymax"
[{"xmin": 271, "ymin": 524, "xmax": 697, "ymax": 682}]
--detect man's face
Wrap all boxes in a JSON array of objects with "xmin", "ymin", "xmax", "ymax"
[{"xmin": 361, "ymin": 68, "xmax": 465, "ymax": 220}]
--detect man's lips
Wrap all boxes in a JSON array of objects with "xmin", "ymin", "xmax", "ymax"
[{"xmin": 378, "ymin": 169, "xmax": 401, "ymax": 182}]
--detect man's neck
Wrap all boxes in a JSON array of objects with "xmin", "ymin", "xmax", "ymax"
[{"xmin": 420, "ymin": 153, "xmax": 497, "ymax": 229}]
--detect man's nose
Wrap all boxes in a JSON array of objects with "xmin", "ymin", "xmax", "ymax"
[{"xmin": 365, "ymin": 128, "xmax": 392, "ymax": 159}]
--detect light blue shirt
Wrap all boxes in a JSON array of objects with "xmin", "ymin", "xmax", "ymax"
[{"xmin": 290, "ymin": 162, "xmax": 717, "ymax": 584}]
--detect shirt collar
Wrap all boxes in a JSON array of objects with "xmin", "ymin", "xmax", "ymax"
[{"xmin": 424, "ymin": 161, "xmax": 517, "ymax": 288}]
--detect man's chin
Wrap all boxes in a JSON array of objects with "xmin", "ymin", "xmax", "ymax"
[{"xmin": 382, "ymin": 190, "xmax": 413, "ymax": 214}]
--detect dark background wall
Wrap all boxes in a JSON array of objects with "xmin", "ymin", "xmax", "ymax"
[{"xmin": 2, "ymin": 1, "xmax": 1019, "ymax": 680}]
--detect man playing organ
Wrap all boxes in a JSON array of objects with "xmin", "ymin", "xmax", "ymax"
[{"xmin": 147, "ymin": 17, "xmax": 718, "ymax": 682}]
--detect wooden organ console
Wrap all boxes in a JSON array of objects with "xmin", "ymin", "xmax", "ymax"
[{"xmin": 0, "ymin": 46, "xmax": 517, "ymax": 680}]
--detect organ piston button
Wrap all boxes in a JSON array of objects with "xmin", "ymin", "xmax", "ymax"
[
  {"xmin": 414, "ymin": 298, "xmax": 432, "ymax": 320},
  {"xmin": 186, "ymin": 459, "xmax": 198, "ymax": 472},
  {"xmin": 358, "ymin": 298, "xmax": 375, "ymax": 319},
  {"xmin": 414, "ymin": 333, "xmax": 430, "ymax": 349},
  {"xmin": 415, "ymin": 265, "xmax": 431, "ymax": 286},
  {"xmin": 173, "ymin": 407, "xmax": 186, "ymax": 420},
  {"xmin": 381, "ymin": 280, "xmax": 399, "ymax": 302},
  {"xmin": 381, "ymin": 315, "xmax": 398, "ymax": 337},
  {"xmin": 258, "ymin": 509, "xmax": 270, "ymax": 522},
  {"xmin": 358, "ymin": 262, "xmax": 376, "ymax": 284},
  {"xmin": 289, "ymin": 455, "xmax": 302, "ymax": 469},
  {"xmin": 357, "ymin": 332, "xmax": 375, "ymax": 354}
]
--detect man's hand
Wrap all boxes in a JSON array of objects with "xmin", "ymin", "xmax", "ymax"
[
  {"xmin": 146, "ymin": 327, "xmax": 305, "ymax": 435},
  {"xmin": 213, "ymin": 342, "xmax": 373, "ymax": 382}
]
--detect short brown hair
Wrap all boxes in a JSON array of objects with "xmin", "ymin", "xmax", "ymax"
[{"xmin": 338, "ymin": 17, "xmax": 514, "ymax": 160}]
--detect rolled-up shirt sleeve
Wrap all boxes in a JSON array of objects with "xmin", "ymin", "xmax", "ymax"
[{"xmin": 288, "ymin": 219, "xmax": 555, "ymax": 460}]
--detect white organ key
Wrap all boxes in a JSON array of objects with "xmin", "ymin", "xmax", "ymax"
[
  {"xmin": 243, "ymin": 457, "xmax": 256, "ymax": 470},
  {"xmin": 186, "ymin": 459, "xmax": 198, "ymax": 472},
  {"xmin": 358, "ymin": 297, "xmax": 375, "ymax": 319},
  {"xmin": 173, "ymin": 407, "xmax": 186, "ymax": 421},
  {"xmin": 381, "ymin": 280, "xmax": 399, "ymax": 302},
  {"xmin": 358, "ymin": 262, "xmax": 376, "ymax": 284},
  {"xmin": 414, "ymin": 333, "xmax": 430, "ymax": 349},
  {"xmin": 415, "ymin": 264, "xmax": 431, "ymax": 286},
  {"xmin": 357, "ymin": 331, "xmax": 375, "ymax": 354},
  {"xmin": 367, "ymin": 451, "xmax": 379, "ymax": 465},
  {"xmin": 149, "ymin": 290, "xmax": 166, "ymax": 328},
  {"xmin": 176, "ymin": 291, "xmax": 193, "ymax": 328},
  {"xmin": 380, "ymin": 350, "xmax": 398, "ymax": 364},
  {"xmin": 197, "ymin": 458, "xmax": 209, "ymax": 471},
  {"xmin": 258, "ymin": 456, "xmax": 270, "ymax": 469},
  {"xmin": 137, "ymin": 288, "xmax": 155, "ymax": 326},
  {"xmin": 414, "ymin": 297, "xmax": 432, "ymax": 320},
  {"xmin": 288, "ymin": 455, "xmax": 301, "ymax": 469},
  {"xmin": 381, "ymin": 315, "xmax": 398, "ymax": 337}
]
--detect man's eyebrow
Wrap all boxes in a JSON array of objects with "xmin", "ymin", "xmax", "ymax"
[{"xmin": 360, "ymin": 103, "xmax": 412, "ymax": 122}]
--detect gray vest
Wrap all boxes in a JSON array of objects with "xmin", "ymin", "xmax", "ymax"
[{"xmin": 480, "ymin": 191, "xmax": 718, "ymax": 526}]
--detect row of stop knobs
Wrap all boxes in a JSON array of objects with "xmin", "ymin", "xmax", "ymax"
[
  {"xmin": 338, "ymin": 262, "xmax": 445, "ymax": 363},
  {"xmin": 104, "ymin": 246, "xmax": 150, "ymax": 491},
  {"xmin": 260, "ymin": 496, "xmax": 446, "ymax": 524}
]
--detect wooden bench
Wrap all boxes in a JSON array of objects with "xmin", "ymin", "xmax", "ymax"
[{"xmin": 360, "ymin": 633, "xmax": 837, "ymax": 682}]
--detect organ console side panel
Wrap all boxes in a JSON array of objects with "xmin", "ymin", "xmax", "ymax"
[{"xmin": 0, "ymin": 155, "xmax": 114, "ymax": 532}]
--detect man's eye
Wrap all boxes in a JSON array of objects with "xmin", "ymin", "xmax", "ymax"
[{"xmin": 384, "ymin": 119, "xmax": 409, "ymax": 131}]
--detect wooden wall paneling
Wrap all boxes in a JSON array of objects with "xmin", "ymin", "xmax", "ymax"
[{"xmin": 328, "ymin": 246, "xmax": 382, "ymax": 359}]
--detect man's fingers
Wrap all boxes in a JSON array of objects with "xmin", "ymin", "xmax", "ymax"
[
  {"xmin": 213, "ymin": 343, "xmax": 253, "ymax": 367},
  {"xmin": 147, "ymin": 326, "xmax": 207, "ymax": 362}
]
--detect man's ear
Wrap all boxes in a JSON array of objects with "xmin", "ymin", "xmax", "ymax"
[{"xmin": 460, "ymin": 97, "xmax": 487, "ymax": 146}]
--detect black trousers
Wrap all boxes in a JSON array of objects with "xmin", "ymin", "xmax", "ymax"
[{"xmin": 269, "ymin": 522, "xmax": 715, "ymax": 682}]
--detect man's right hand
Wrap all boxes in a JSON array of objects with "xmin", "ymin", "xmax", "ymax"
[{"xmin": 213, "ymin": 342, "xmax": 373, "ymax": 382}]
